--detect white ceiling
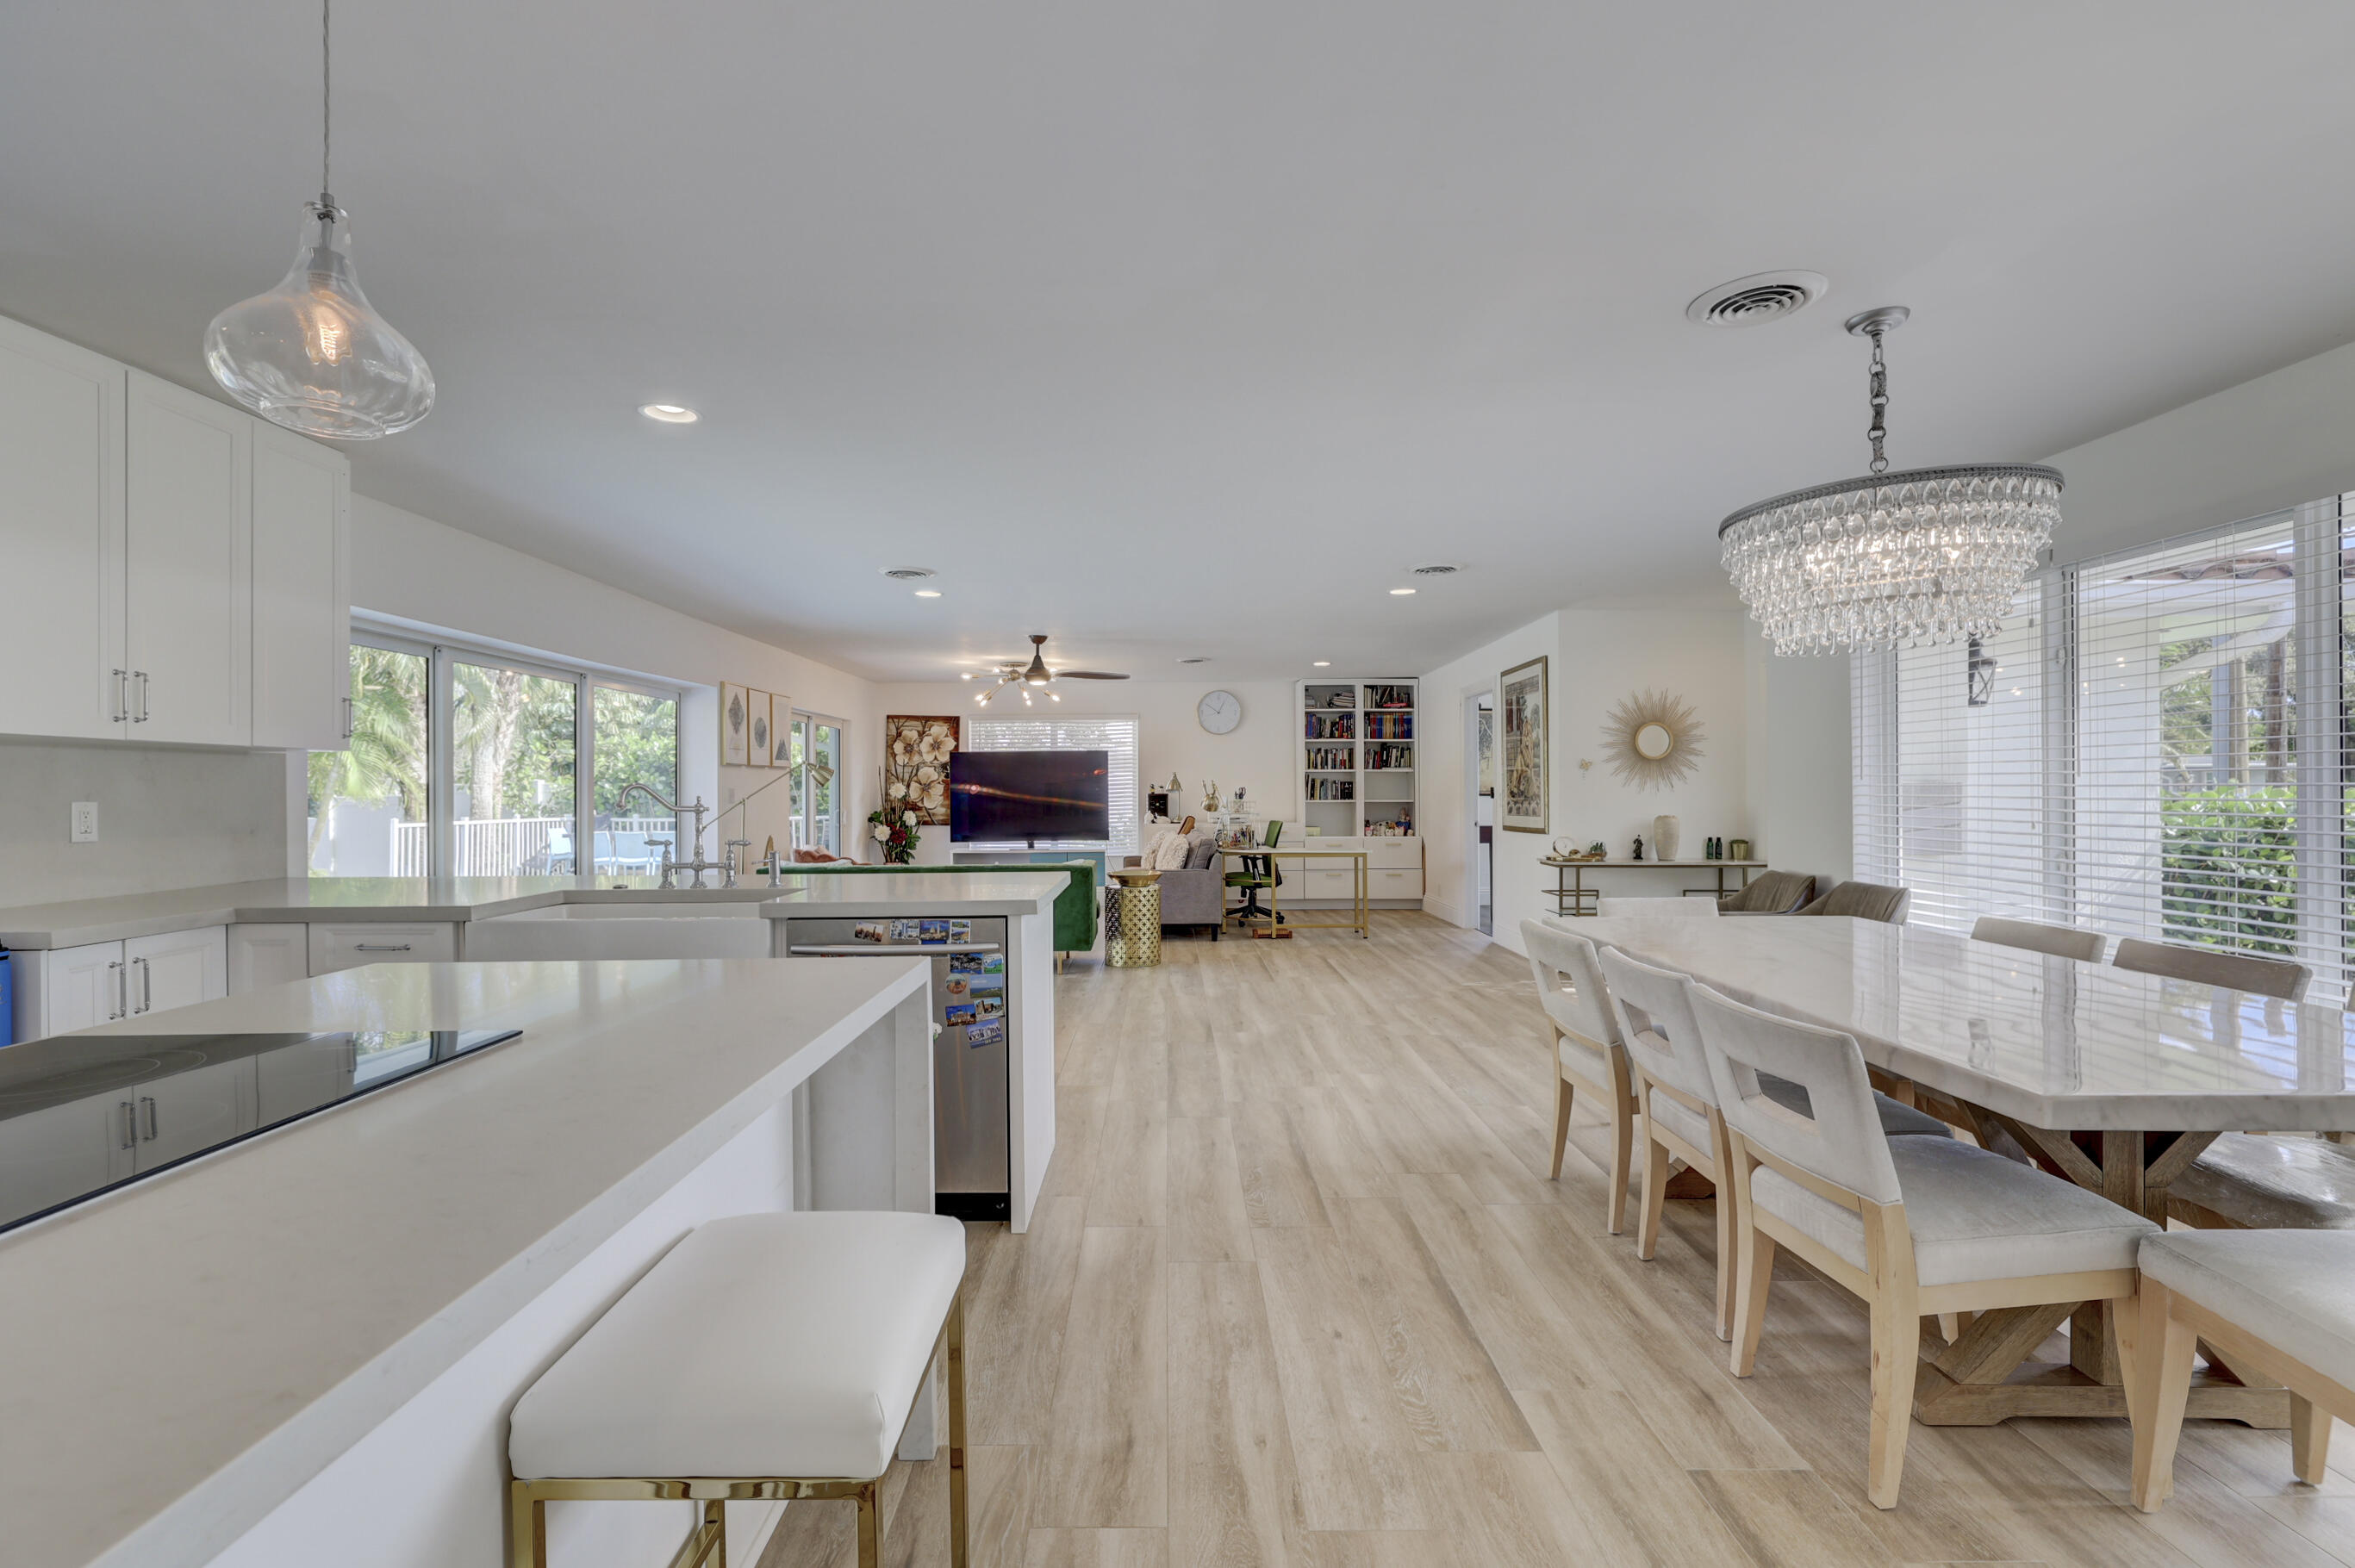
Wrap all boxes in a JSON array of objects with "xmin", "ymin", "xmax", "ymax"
[{"xmin": 8, "ymin": 3, "xmax": 2355, "ymax": 681}]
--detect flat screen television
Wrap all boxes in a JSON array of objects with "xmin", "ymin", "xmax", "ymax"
[{"xmin": 948, "ymin": 750, "xmax": 1110, "ymax": 843}]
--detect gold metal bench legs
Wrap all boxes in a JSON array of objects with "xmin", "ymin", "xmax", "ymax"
[{"xmin": 508, "ymin": 1291, "xmax": 969, "ymax": 1568}]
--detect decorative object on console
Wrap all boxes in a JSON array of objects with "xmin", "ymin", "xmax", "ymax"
[
  {"xmin": 748, "ymin": 690, "xmax": 771, "ymax": 768},
  {"xmin": 720, "ymin": 682, "xmax": 751, "ymax": 767},
  {"xmin": 1202, "ymin": 779, "xmax": 1220, "ymax": 812},
  {"xmin": 1728, "ymin": 837, "xmax": 1752, "ymax": 860},
  {"xmin": 1498, "ymin": 656, "xmax": 1549, "ymax": 833},
  {"xmin": 885, "ymin": 716, "xmax": 959, "ymax": 824},
  {"xmin": 1600, "ymin": 688, "xmax": 1705, "ymax": 792},
  {"xmin": 1631, "ymin": 836, "xmax": 1645, "ymax": 862},
  {"xmin": 205, "ymin": 0, "xmax": 433, "ymax": 439},
  {"xmin": 1717, "ymin": 305, "xmax": 2062, "ymax": 655},
  {"xmin": 1552, "ymin": 837, "xmax": 1575, "ymax": 857},
  {"xmin": 1652, "ymin": 814, "xmax": 1681, "ymax": 862},
  {"xmin": 865, "ymin": 771, "xmax": 921, "ymax": 864},
  {"xmin": 1198, "ymin": 690, "xmax": 1243, "ymax": 734}
]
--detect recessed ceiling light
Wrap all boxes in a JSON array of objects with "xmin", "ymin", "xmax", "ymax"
[
  {"xmin": 1389, "ymin": 587, "xmax": 1417, "ymax": 595},
  {"xmin": 913, "ymin": 588, "xmax": 942, "ymax": 598},
  {"xmin": 1312, "ymin": 661, "xmax": 1331, "ymax": 667},
  {"xmin": 639, "ymin": 403, "xmax": 698, "ymax": 423}
]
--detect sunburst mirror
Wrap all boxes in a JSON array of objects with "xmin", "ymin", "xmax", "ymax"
[{"xmin": 1601, "ymin": 689, "xmax": 1705, "ymax": 792}]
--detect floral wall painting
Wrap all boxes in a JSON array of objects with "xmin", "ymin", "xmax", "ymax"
[
  {"xmin": 720, "ymin": 681, "xmax": 750, "ymax": 767},
  {"xmin": 887, "ymin": 715, "xmax": 960, "ymax": 825},
  {"xmin": 1499, "ymin": 656, "xmax": 1548, "ymax": 833},
  {"xmin": 1601, "ymin": 688, "xmax": 1706, "ymax": 792},
  {"xmin": 747, "ymin": 689, "xmax": 772, "ymax": 768}
]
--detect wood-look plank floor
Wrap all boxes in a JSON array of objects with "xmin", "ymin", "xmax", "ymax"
[{"xmin": 761, "ymin": 912, "xmax": 2355, "ymax": 1568}]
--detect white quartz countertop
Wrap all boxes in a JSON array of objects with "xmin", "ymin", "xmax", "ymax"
[
  {"xmin": 1579, "ymin": 915, "xmax": 2355, "ymax": 1130},
  {"xmin": 0, "ymin": 958, "xmax": 929, "ymax": 1568},
  {"xmin": 0, "ymin": 870, "xmax": 1068, "ymax": 949},
  {"xmin": 763, "ymin": 871, "xmax": 1067, "ymax": 918}
]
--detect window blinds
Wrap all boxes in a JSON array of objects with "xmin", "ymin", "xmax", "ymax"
[
  {"xmin": 967, "ymin": 714, "xmax": 1142, "ymax": 854},
  {"xmin": 1853, "ymin": 496, "xmax": 2347, "ymax": 997}
]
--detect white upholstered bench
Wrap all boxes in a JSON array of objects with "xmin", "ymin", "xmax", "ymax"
[{"xmin": 508, "ymin": 1210, "xmax": 969, "ymax": 1568}]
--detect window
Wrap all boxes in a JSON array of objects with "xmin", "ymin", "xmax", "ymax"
[
  {"xmin": 308, "ymin": 632, "xmax": 682, "ymax": 880},
  {"xmin": 968, "ymin": 714, "xmax": 1140, "ymax": 853},
  {"xmin": 1854, "ymin": 497, "xmax": 2346, "ymax": 994},
  {"xmin": 785, "ymin": 712, "xmax": 844, "ymax": 856}
]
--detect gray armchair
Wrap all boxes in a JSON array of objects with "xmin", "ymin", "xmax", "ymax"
[
  {"xmin": 1718, "ymin": 869, "xmax": 1816, "ymax": 914},
  {"xmin": 1795, "ymin": 880, "xmax": 1911, "ymax": 924},
  {"xmin": 1123, "ymin": 829, "xmax": 1226, "ymax": 938}
]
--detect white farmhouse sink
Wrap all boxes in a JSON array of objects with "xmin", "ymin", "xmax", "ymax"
[{"xmin": 464, "ymin": 900, "xmax": 775, "ymax": 961}]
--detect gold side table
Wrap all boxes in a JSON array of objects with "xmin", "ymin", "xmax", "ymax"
[{"xmin": 1105, "ymin": 871, "xmax": 1162, "ymax": 968}]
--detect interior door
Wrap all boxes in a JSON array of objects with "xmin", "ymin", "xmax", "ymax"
[
  {"xmin": 0, "ymin": 315, "xmax": 124, "ymax": 738},
  {"xmin": 126, "ymin": 370, "xmax": 251, "ymax": 744}
]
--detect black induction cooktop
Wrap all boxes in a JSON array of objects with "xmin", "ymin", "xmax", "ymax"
[{"xmin": 0, "ymin": 1025, "xmax": 520, "ymax": 1231}]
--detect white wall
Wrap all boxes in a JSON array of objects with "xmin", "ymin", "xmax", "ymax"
[
  {"xmin": 867, "ymin": 678, "xmax": 1297, "ymax": 861},
  {"xmin": 1422, "ymin": 607, "xmax": 1751, "ymax": 953},
  {"xmin": 351, "ymin": 496, "xmax": 880, "ymax": 868},
  {"xmin": 0, "ymin": 737, "xmax": 290, "ymax": 905},
  {"xmin": 1742, "ymin": 628, "xmax": 1852, "ymax": 886}
]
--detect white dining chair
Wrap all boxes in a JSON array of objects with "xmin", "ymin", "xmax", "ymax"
[
  {"xmin": 1521, "ymin": 919, "xmax": 1638, "ymax": 1231},
  {"xmin": 2133, "ymin": 1229, "xmax": 2355, "ymax": 1511},
  {"xmin": 1971, "ymin": 915, "xmax": 2105, "ymax": 965},
  {"xmin": 1598, "ymin": 947, "xmax": 1738, "ymax": 1341},
  {"xmin": 1685, "ymin": 980, "xmax": 2159, "ymax": 1509},
  {"xmin": 2113, "ymin": 937, "xmax": 2311, "ymax": 1000},
  {"xmin": 1596, "ymin": 897, "xmax": 1719, "ymax": 917}
]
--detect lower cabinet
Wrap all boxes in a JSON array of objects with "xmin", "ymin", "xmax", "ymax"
[
  {"xmin": 307, "ymin": 922, "xmax": 460, "ymax": 974},
  {"xmin": 228, "ymin": 924, "xmax": 311, "ymax": 993},
  {"xmin": 128, "ymin": 1055, "xmax": 254, "ymax": 1168},
  {"xmin": 0, "ymin": 1094, "xmax": 121, "ymax": 1222},
  {"xmin": 15, "ymin": 927, "xmax": 228, "ymax": 1041}
]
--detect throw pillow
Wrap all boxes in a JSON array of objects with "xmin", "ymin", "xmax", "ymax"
[
  {"xmin": 1154, "ymin": 832, "xmax": 1193, "ymax": 870},
  {"xmin": 1140, "ymin": 830, "xmax": 1174, "ymax": 869},
  {"xmin": 1187, "ymin": 834, "xmax": 1219, "ymax": 870}
]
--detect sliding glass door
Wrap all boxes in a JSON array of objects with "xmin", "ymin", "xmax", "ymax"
[
  {"xmin": 787, "ymin": 712, "xmax": 844, "ymax": 855},
  {"xmin": 449, "ymin": 659, "xmax": 577, "ymax": 877}
]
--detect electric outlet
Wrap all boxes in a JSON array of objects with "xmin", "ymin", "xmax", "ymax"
[{"xmin": 71, "ymin": 801, "xmax": 98, "ymax": 843}]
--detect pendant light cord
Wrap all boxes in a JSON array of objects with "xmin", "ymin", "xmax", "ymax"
[
  {"xmin": 319, "ymin": 0, "xmax": 333, "ymax": 208},
  {"xmin": 1865, "ymin": 324, "xmax": 1889, "ymax": 475}
]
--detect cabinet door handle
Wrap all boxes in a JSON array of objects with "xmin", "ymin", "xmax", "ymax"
[
  {"xmin": 119, "ymin": 1100, "xmax": 137, "ymax": 1150},
  {"xmin": 140, "ymin": 1096, "xmax": 158, "ymax": 1142},
  {"xmin": 352, "ymin": 943, "xmax": 413, "ymax": 952},
  {"xmin": 133, "ymin": 955, "xmax": 152, "ymax": 1014},
  {"xmin": 133, "ymin": 670, "xmax": 149, "ymax": 723},
  {"xmin": 112, "ymin": 668, "xmax": 129, "ymax": 723},
  {"xmin": 107, "ymin": 960, "xmax": 126, "ymax": 1020}
]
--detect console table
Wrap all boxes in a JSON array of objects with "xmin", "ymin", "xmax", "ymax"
[{"xmin": 1539, "ymin": 857, "xmax": 1764, "ymax": 916}]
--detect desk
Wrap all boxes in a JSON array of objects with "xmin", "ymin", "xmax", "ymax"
[
  {"xmin": 1583, "ymin": 913, "xmax": 2354, "ymax": 1429},
  {"xmin": 1218, "ymin": 846, "xmax": 1368, "ymax": 938},
  {"xmin": 1540, "ymin": 856, "xmax": 1762, "ymax": 915}
]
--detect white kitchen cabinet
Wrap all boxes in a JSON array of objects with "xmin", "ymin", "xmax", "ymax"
[
  {"xmin": 255, "ymin": 1034, "xmax": 355, "ymax": 1125},
  {"xmin": 250, "ymin": 422, "xmax": 351, "ymax": 750},
  {"xmin": 123, "ymin": 926, "xmax": 229, "ymax": 1018},
  {"xmin": 126, "ymin": 370, "xmax": 252, "ymax": 745},
  {"xmin": 131, "ymin": 1056, "xmax": 255, "ymax": 1169},
  {"xmin": 228, "ymin": 924, "xmax": 311, "ymax": 992},
  {"xmin": 308, "ymin": 921, "xmax": 460, "ymax": 974},
  {"xmin": 0, "ymin": 1094, "xmax": 124, "ymax": 1223},
  {"xmin": 0, "ymin": 314, "xmax": 124, "ymax": 740}
]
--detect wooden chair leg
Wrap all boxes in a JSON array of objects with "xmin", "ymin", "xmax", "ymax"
[
  {"xmin": 1710, "ymin": 1154, "xmax": 1736, "ymax": 1344},
  {"xmin": 1730, "ymin": 1219, "xmax": 1775, "ymax": 1377},
  {"xmin": 947, "ymin": 1293, "xmax": 970, "ymax": 1568},
  {"xmin": 1936, "ymin": 1313, "xmax": 1960, "ymax": 1343},
  {"xmin": 1605, "ymin": 1089, "xmax": 1635, "ymax": 1235},
  {"xmin": 1549, "ymin": 1073, "xmax": 1573, "ymax": 1181},
  {"xmin": 2292, "ymin": 1394, "xmax": 2333, "ymax": 1486},
  {"xmin": 1866, "ymin": 1292, "xmax": 1922, "ymax": 1509},
  {"xmin": 1635, "ymin": 1129, "xmax": 1669, "ymax": 1263},
  {"xmin": 2133, "ymin": 1281, "xmax": 2198, "ymax": 1512},
  {"xmin": 856, "ymin": 1479, "xmax": 882, "ymax": 1568}
]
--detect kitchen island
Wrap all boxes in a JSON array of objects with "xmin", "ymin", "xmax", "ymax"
[{"xmin": 0, "ymin": 956, "xmax": 936, "ymax": 1568}]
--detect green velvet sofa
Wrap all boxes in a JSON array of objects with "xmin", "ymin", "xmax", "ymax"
[{"xmin": 787, "ymin": 861, "xmax": 1100, "ymax": 955}]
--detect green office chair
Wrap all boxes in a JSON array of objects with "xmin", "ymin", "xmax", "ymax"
[{"xmin": 1224, "ymin": 820, "xmax": 1283, "ymax": 926}]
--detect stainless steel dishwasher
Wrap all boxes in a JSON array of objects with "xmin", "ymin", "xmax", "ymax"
[{"xmin": 783, "ymin": 915, "xmax": 1011, "ymax": 1221}]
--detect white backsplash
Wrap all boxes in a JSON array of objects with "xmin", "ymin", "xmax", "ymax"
[{"xmin": 0, "ymin": 737, "xmax": 290, "ymax": 908}]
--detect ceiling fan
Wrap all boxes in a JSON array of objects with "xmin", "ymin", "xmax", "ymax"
[{"xmin": 965, "ymin": 634, "xmax": 1131, "ymax": 705}]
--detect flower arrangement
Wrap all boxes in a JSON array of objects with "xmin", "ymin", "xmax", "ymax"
[{"xmin": 867, "ymin": 778, "xmax": 923, "ymax": 865}]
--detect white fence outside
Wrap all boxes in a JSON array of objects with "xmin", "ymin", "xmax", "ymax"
[{"xmin": 386, "ymin": 816, "xmax": 677, "ymax": 877}]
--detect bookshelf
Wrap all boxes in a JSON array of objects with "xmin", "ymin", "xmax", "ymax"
[{"xmin": 1298, "ymin": 677, "xmax": 1417, "ymax": 838}]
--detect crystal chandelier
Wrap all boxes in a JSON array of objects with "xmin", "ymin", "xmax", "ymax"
[
  {"xmin": 1718, "ymin": 307, "xmax": 2059, "ymax": 655},
  {"xmin": 204, "ymin": 0, "xmax": 433, "ymax": 440}
]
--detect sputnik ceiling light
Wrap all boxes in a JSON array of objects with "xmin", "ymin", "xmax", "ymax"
[
  {"xmin": 1717, "ymin": 307, "xmax": 2061, "ymax": 655},
  {"xmin": 205, "ymin": 0, "xmax": 433, "ymax": 439}
]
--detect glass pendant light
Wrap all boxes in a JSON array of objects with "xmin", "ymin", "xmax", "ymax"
[
  {"xmin": 204, "ymin": 0, "xmax": 433, "ymax": 439},
  {"xmin": 1719, "ymin": 308, "xmax": 2059, "ymax": 655}
]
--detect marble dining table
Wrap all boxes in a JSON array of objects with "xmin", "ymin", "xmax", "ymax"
[{"xmin": 1577, "ymin": 912, "xmax": 2354, "ymax": 1428}]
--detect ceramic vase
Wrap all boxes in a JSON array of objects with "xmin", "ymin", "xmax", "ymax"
[{"xmin": 1653, "ymin": 813, "xmax": 1681, "ymax": 862}]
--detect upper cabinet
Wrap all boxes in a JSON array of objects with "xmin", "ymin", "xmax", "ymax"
[
  {"xmin": 0, "ymin": 316, "xmax": 349, "ymax": 751},
  {"xmin": 0, "ymin": 314, "xmax": 125, "ymax": 740}
]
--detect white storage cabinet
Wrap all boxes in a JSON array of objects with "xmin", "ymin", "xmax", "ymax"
[{"xmin": 13, "ymin": 927, "xmax": 230, "ymax": 1041}]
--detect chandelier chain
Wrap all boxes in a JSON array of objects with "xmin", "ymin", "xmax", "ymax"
[
  {"xmin": 1866, "ymin": 324, "xmax": 1889, "ymax": 476},
  {"xmin": 320, "ymin": 0, "xmax": 332, "ymax": 205}
]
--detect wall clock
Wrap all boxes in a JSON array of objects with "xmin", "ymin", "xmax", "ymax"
[{"xmin": 1197, "ymin": 689, "xmax": 1243, "ymax": 735}]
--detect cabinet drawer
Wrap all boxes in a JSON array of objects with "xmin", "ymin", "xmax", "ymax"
[
  {"xmin": 1363, "ymin": 841, "xmax": 1424, "ymax": 870},
  {"xmin": 1300, "ymin": 868, "xmax": 1355, "ymax": 901},
  {"xmin": 1372, "ymin": 868, "xmax": 1423, "ymax": 899},
  {"xmin": 307, "ymin": 922, "xmax": 458, "ymax": 974}
]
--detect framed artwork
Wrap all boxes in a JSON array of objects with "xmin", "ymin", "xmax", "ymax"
[
  {"xmin": 748, "ymin": 689, "xmax": 772, "ymax": 768},
  {"xmin": 772, "ymin": 700, "xmax": 794, "ymax": 766},
  {"xmin": 720, "ymin": 682, "xmax": 751, "ymax": 767},
  {"xmin": 1499, "ymin": 656, "xmax": 1548, "ymax": 833},
  {"xmin": 885, "ymin": 714, "xmax": 960, "ymax": 824}
]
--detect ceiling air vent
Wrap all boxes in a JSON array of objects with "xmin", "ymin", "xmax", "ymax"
[
  {"xmin": 1411, "ymin": 563, "xmax": 1461, "ymax": 576},
  {"xmin": 1685, "ymin": 271, "xmax": 1829, "ymax": 327},
  {"xmin": 881, "ymin": 566, "xmax": 938, "ymax": 581},
  {"xmin": 1176, "ymin": 656, "xmax": 1211, "ymax": 664}
]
